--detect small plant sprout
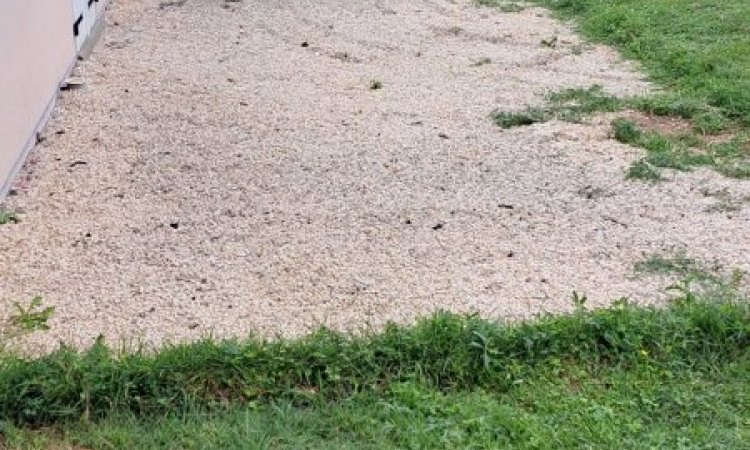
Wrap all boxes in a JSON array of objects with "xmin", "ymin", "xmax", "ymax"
[
  {"xmin": 571, "ymin": 291, "xmax": 587, "ymax": 310},
  {"xmin": 0, "ymin": 210, "xmax": 20, "ymax": 225},
  {"xmin": 10, "ymin": 297, "xmax": 55, "ymax": 332},
  {"xmin": 471, "ymin": 57, "xmax": 493, "ymax": 67}
]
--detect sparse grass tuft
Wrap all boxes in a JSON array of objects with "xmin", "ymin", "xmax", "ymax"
[
  {"xmin": 493, "ymin": 107, "xmax": 549, "ymax": 128},
  {"xmin": 498, "ymin": 2, "xmax": 525, "ymax": 13},
  {"xmin": 630, "ymin": 95, "xmax": 709, "ymax": 121},
  {"xmin": 576, "ymin": 184, "xmax": 609, "ymax": 200},
  {"xmin": 613, "ymin": 119, "xmax": 750, "ymax": 181},
  {"xmin": 612, "ymin": 118, "xmax": 641, "ymax": 144},
  {"xmin": 626, "ymin": 160, "xmax": 661, "ymax": 181},
  {"xmin": 706, "ymin": 198, "xmax": 744, "ymax": 214},
  {"xmin": 548, "ymin": 85, "xmax": 621, "ymax": 118},
  {"xmin": 692, "ymin": 111, "xmax": 732, "ymax": 135},
  {"xmin": 634, "ymin": 252, "xmax": 716, "ymax": 281},
  {"xmin": 471, "ymin": 57, "xmax": 493, "ymax": 67},
  {"xmin": 701, "ymin": 188, "xmax": 750, "ymax": 213},
  {"xmin": 718, "ymin": 163, "xmax": 750, "ymax": 179},
  {"xmin": 494, "ymin": 85, "xmax": 622, "ymax": 128},
  {"xmin": 540, "ymin": 35, "xmax": 558, "ymax": 48},
  {"xmin": 497, "ymin": 92, "xmax": 749, "ymax": 181},
  {"xmin": 475, "ymin": 0, "xmax": 526, "ymax": 12},
  {"xmin": 0, "ymin": 210, "xmax": 20, "ymax": 225},
  {"xmin": 369, "ymin": 80, "xmax": 383, "ymax": 90}
]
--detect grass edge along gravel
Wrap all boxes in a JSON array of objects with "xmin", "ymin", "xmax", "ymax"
[
  {"xmin": 1, "ymin": 281, "xmax": 749, "ymax": 448},
  {"xmin": 484, "ymin": 0, "xmax": 750, "ymax": 181},
  {"xmin": 0, "ymin": 280, "xmax": 748, "ymax": 425}
]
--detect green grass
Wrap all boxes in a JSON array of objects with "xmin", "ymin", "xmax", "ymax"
[
  {"xmin": 2, "ymin": 283, "xmax": 750, "ymax": 448},
  {"xmin": 494, "ymin": 107, "xmax": 550, "ymax": 128},
  {"xmin": 6, "ymin": 357, "xmax": 750, "ymax": 449}
]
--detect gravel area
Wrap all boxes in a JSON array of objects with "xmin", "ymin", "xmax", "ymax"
[{"xmin": 1, "ymin": 0, "xmax": 749, "ymax": 352}]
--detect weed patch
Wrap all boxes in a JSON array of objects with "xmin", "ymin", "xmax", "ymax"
[
  {"xmin": 476, "ymin": 0, "xmax": 526, "ymax": 12},
  {"xmin": 634, "ymin": 252, "xmax": 719, "ymax": 283},
  {"xmin": 493, "ymin": 107, "xmax": 550, "ymax": 128},
  {"xmin": 0, "ymin": 210, "xmax": 20, "ymax": 225},
  {"xmin": 470, "ymin": 57, "xmax": 493, "ymax": 67},
  {"xmin": 9, "ymin": 298, "xmax": 55, "ymax": 333},
  {"xmin": 493, "ymin": 85, "xmax": 621, "ymax": 128},
  {"xmin": 612, "ymin": 118, "xmax": 750, "ymax": 180}
]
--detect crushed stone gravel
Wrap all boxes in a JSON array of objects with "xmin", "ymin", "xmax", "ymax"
[{"xmin": 1, "ymin": 0, "xmax": 749, "ymax": 352}]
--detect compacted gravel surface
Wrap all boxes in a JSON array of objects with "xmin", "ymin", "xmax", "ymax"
[{"xmin": 1, "ymin": 0, "xmax": 749, "ymax": 351}]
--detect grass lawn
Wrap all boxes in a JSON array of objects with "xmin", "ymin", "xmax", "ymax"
[
  {"xmin": 2, "ymin": 1, "xmax": 750, "ymax": 448},
  {"xmin": 6, "ymin": 358, "xmax": 750, "ymax": 449},
  {"xmin": 6, "ymin": 351, "xmax": 750, "ymax": 449}
]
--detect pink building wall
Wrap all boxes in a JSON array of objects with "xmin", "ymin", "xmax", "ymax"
[{"xmin": 0, "ymin": 0, "xmax": 76, "ymax": 199}]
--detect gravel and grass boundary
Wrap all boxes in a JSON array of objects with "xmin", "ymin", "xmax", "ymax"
[
  {"xmin": 493, "ymin": 0, "xmax": 750, "ymax": 180},
  {"xmin": 2, "ymin": 285, "xmax": 750, "ymax": 448}
]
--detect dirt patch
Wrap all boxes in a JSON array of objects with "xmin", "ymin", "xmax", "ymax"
[
  {"xmin": 620, "ymin": 110, "xmax": 693, "ymax": 136},
  {"xmin": 619, "ymin": 109, "xmax": 743, "ymax": 145},
  {"xmin": 1, "ymin": 0, "xmax": 748, "ymax": 352}
]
